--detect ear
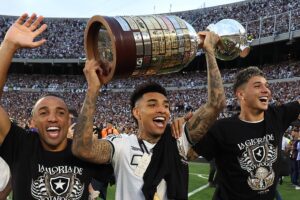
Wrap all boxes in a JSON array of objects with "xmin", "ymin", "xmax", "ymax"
[
  {"xmin": 235, "ymin": 89, "xmax": 245, "ymax": 101},
  {"xmin": 132, "ymin": 107, "xmax": 141, "ymax": 121},
  {"xmin": 30, "ymin": 118, "xmax": 37, "ymax": 128}
]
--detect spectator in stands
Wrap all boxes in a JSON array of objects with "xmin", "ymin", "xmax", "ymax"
[
  {"xmin": 72, "ymin": 31, "xmax": 225, "ymax": 199},
  {"xmin": 279, "ymin": 131, "xmax": 291, "ymax": 180},
  {"xmin": 1, "ymin": 72, "xmax": 300, "ymax": 132},
  {"xmin": 88, "ymin": 177, "xmax": 114, "ymax": 200},
  {"xmin": 101, "ymin": 121, "xmax": 119, "ymax": 138},
  {"xmin": 67, "ymin": 108, "xmax": 77, "ymax": 139},
  {"xmin": 25, "ymin": 117, "xmax": 39, "ymax": 133},
  {"xmin": 188, "ymin": 66, "xmax": 300, "ymax": 200},
  {"xmin": 0, "ymin": 0, "xmax": 298, "ymax": 59},
  {"xmin": 274, "ymin": 131, "xmax": 291, "ymax": 200},
  {"xmin": 289, "ymin": 127, "xmax": 300, "ymax": 187},
  {"xmin": 0, "ymin": 13, "xmax": 113, "ymax": 199},
  {"xmin": 296, "ymin": 129, "xmax": 300, "ymax": 190}
]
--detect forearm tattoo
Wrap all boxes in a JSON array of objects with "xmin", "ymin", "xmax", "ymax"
[
  {"xmin": 72, "ymin": 90, "xmax": 111, "ymax": 164},
  {"xmin": 187, "ymin": 52, "xmax": 225, "ymax": 143}
]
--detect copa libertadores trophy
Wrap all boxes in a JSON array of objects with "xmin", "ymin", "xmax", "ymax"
[{"xmin": 84, "ymin": 15, "xmax": 250, "ymax": 83}]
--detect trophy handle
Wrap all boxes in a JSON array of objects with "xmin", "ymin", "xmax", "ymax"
[
  {"xmin": 84, "ymin": 15, "xmax": 137, "ymax": 84},
  {"xmin": 239, "ymin": 45, "xmax": 250, "ymax": 58}
]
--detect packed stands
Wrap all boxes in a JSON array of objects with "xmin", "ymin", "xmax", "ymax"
[
  {"xmin": 2, "ymin": 62, "xmax": 300, "ymax": 132},
  {"xmin": 0, "ymin": 0, "xmax": 299, "ymax": 59}
]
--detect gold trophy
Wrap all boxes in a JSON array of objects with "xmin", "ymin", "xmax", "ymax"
[{"xmin": 84, "ymin": 15, "xmax": 250, "ymax": 83}]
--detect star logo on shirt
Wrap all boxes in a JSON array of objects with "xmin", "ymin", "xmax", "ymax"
[
  {"xmin": 252, "ymin": 146, "xmax": 266, "ymax": 163},
  {"xmin": 54, "ymin": 179, "xmax": 66, "ymax": 190},
  {"xmin": 50, "ymin": 176, "xmax": 70, "ymax": 195}
]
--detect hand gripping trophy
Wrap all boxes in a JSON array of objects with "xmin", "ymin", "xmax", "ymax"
[{"xmin": 84, "ymin": 15, "xmax": 251, "ymax": 83}]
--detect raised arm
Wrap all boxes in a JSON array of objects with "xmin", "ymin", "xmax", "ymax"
[
  {"xmin": 185, "ymin": 31, "xmax": 226, "ymax": 143},
  {"xmin": 0, "ymin": 13, "xmax": 47, "ymax": 145},
  {"xmin": 72, "ymin": 59, "xmax": 112, "ymax": 164}
]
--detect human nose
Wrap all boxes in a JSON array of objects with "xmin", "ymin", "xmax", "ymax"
[
  {"xmin": 47, "ymin": 112, "xmax": 58, "ymax": 122},
  {"xmin": 261, "ymin": 85, "xmax": 270, "ymax": 94},
  {"xmin": 156, "ymin": 104, "xmax": 169, "ymax": 114}
]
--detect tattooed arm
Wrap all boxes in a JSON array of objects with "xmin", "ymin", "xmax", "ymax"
[
  {"xmin": 186, "ymin": 31, "xmax": 226, "ymax": 143},
  {"xmin": 72, "ymin": 59, "xmax": 112, "ymax": 164}
]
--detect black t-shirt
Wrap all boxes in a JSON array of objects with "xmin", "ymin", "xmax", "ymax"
[
  {"xmin": 194, "ymin": 101, "xmax": 300, "ymax": 200},
  {"xmin": 0, "ymin": 123, "xmax": 113, "ymax": 200}
]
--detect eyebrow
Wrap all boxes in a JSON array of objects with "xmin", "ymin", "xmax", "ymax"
[
  {"xmin": 253, "ymin": 81, "xmax": 268, "ymax": 85},
  {"xmin": 147, "ymin": 99, "xmax": 169, "ymax": 104},
  {"xmin": 37, "ymin": 106, "xmax": 68, "ymax": 112}
]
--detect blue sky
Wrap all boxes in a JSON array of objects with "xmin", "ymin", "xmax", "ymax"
[{"xmin": 0, "ymin": 0, "xmax": 244, "ymax": 18}]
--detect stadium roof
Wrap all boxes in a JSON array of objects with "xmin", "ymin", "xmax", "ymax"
[{"xmin": 0, "ymin": 0, "xmax": 244, "ymax": 18}]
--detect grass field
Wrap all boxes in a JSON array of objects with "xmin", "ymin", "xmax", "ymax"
[
  {"xmin": 7, "ymin": 162, "xmax": 300, "ymax": 199},
  {"xmin": 105, "ymin": 162, "xmax": 300, "ymax": 200}
]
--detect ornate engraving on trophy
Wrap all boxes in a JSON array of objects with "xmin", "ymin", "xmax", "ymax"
[
  {"xmin": 123, "ymin": 16, "xmax": 139, "ymax": 30},
  {"xmin": 133, "ymin": 32, "xmax": 143, "ymax": 56},
  {"xmin": 85, "ymin": 14, "xmax": 249, "ymax": 83},
  {"xmin": 141, "ymin": 32, "xmax": 151, "ymax": 56}
]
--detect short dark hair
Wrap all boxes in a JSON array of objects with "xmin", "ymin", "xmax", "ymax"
[
  {"xmin": 130, "ymin": 82, "xmax": 167, "ymax": 111},
  {"xmin": 233, "ymin": 66, "xmax": 265, "ymax": 93}
]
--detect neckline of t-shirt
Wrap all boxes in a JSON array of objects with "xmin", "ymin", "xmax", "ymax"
[
  {"xmin": 239, "ymin": 118, "xmax": 264, "ymax": 123},
  {"xmin": 143, "ymin": 140, "xmax": 156, "ymax": 149}
]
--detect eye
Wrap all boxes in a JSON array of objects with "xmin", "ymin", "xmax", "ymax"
[
  {"xmin": 265, "ymin": 84, "xmax": 269, "ymax": 88},
  {"xmin": 148, "ymin": 103, "xmax": 156, "ymax": 107},
  {"xmin": 39, "ymin": 110, "xmax": 47, "ymax": 116},
  {"xmin": 39, "ymin": 112, "xmax": 47, "ymax": 116},
  {"xmin": 58, "ymin": 111, "xmax": 66, "ymax": 116}
]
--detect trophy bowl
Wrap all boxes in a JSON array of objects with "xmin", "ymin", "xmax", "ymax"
[
  {"xmin": 84, "ymin": 15, "xmax": 250, "ymax": 83},
  {"xmin": 206, "ymin": 19, "xmax": 250, "ymax": 61}
]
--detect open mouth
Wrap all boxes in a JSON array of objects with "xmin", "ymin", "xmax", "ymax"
[
  {"xmin": 46, "ymin": 126, "xmax": 60, "ymax": 138},
  {"xmin": 259, "ymin": 97, "xmax": 268, "ymax": 103},
  {"xmin": 153, "ymin": 116, "xmax": 166, "ymax": 128}
]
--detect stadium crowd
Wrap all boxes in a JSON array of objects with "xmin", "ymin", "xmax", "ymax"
[
  {"xmin": 2, "ymin": 63, "xmax": 300, "ymax": 133},
  {"xmin": 0, "ymin": 0, "xmax": 299, "ymax": 59},
  {"xmin": 4, "ymin": 60, "xmax": 300, "ymax": 91},
  {"xmin": 177, "ymin": 0, "xmax": 300, "ymax": 38},
  {"xmin": 0, "ymin": 2, "xmax": 300, "ymax": 199}
]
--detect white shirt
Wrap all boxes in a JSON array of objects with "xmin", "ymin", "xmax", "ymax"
[
  {"xmin": 107, "ymin": 125, "xmax": 191, "ymax": 200},
  {"xmin": 281, "ymin": 136, "xmax": 290, "ymax": 151},
  {"xmin": 297, "ymin": 142, "xmax": 300, "ymax": 161},
  {"xmin": 0, "ymin": 156, "xmax": 10, "ymax": 192}
]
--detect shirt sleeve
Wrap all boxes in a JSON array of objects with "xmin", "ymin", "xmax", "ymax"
[
  {"xmin": 191, "ymin": 125, "xmax": 219, "ymax": 161},
  {"xmin": 275, "ymin": 101, "xmax": 300, "ymax": 132},
  {"xmin": 0, "ymin": 156, "xmax": 10, "ymax": 192},
  {"xmin": 0, "ymin": 123, "xmax": 34, "ymax": 167},
  {"xmin": 105, "ymin": 134, "xmax": 127, "ymax": 165}
]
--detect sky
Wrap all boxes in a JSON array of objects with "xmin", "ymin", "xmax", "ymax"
[{"xmin": 0, "ymin": 0, "xmax": 244, "ymax": 18}]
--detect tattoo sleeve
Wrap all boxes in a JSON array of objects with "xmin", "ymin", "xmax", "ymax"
[
  {"xmin": 72, "ymin": 89, "xmax": 112, "ymax": 164},
  {"xmin": 187, "ymin": 51, "xmax": 226, "ymax": 143}
]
